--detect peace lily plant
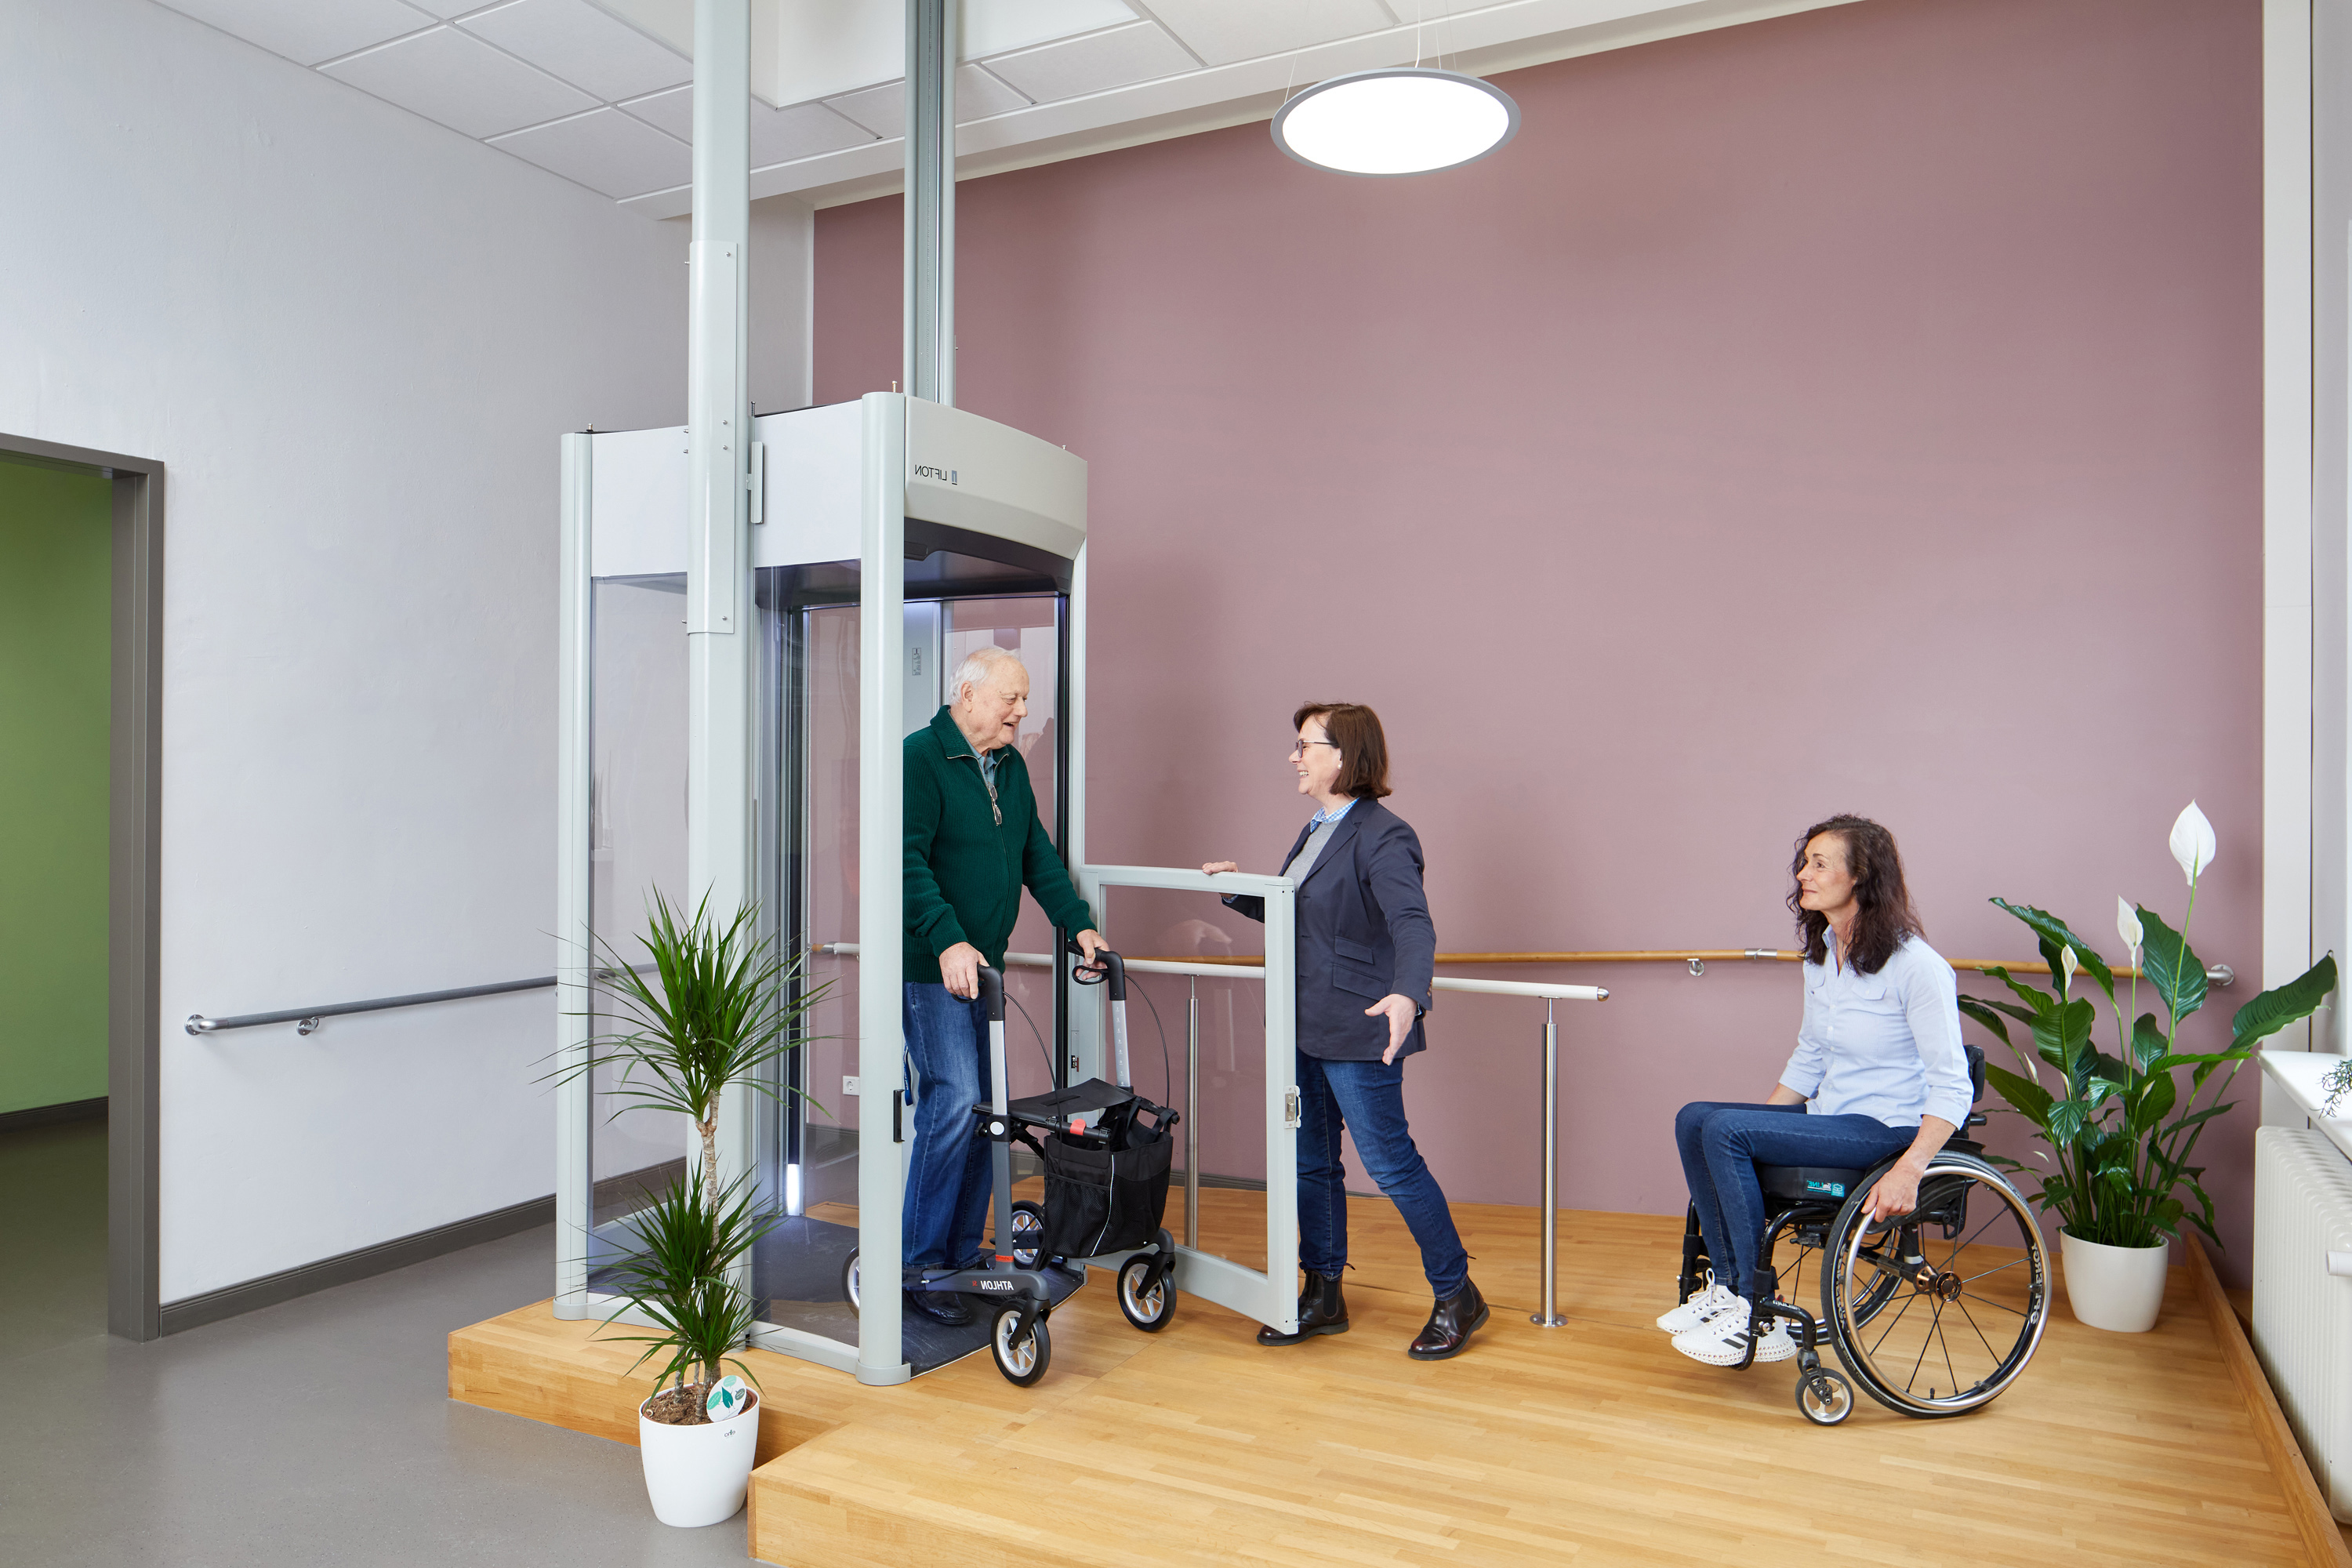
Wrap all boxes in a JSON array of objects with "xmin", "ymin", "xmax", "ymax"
[{"xmin": 1959, "ymin": 804, "xmax": 2336, "ymax": 1260}]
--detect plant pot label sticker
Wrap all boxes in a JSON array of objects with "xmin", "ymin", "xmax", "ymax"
[{"xmin": 706, "ymin": 1375, "xmax": 751, "ymax": 1419}]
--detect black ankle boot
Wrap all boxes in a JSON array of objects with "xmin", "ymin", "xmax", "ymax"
[
  {"xmin": 1407, "ymin": 1278, "xmax": 1488, "ymax": 1360},
  {"xmin": 1257, "ymin": 1269, "xmax": 1350, "ymax": 1345}
]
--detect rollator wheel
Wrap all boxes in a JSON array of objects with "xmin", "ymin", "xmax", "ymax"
[
  {"xmin": 991, "ymin": 1308, "xmax": 1051, "ymax": 1386},
  {"xmin": 1796, "ymin": 1367, "xmax": 1853, "ymax": 1426},
  {"xmin": 1820, "ymin": 1151, "xmax": 2050, "ymax": 1418},
  {"xmin": 842, "ymin": 1250, "xmax": 859, "ymax": 1310},
  {"xmin": 1007, "ymin": 1200, "xmax": 1049, "ymax": 1269},
  {"xmin": 1116, "ymin": 1254, "xmax": 1175, "ymax": 1332}
]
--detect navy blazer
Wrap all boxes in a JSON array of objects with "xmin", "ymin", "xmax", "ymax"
[{"xmin": 1222, "ymin": 799, "xmax": 1437, "ymax": 1062}]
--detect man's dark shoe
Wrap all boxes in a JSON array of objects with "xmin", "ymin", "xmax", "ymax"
[
  {"xmin": 1258, "ymin": 1269, "xmax": 1349, "ymax": 1345},
  {"xmin": 903, "ymin": 1288, "xmax": 972, "ymax": 1327},
  {"xmin": 1407, "ymin": 1279, "xmax": 1488, "ymax": 1360}
]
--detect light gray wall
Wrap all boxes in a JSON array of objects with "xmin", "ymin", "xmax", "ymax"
[
  {"xmin": 0, "ymin": 0, "xmax": 811, "ymax": 1301},
  {"xmin": 2315, "ymin": 0, "xmax": 2350, "ymax": 1055}
]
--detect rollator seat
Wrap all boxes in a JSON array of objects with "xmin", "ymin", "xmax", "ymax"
[
  {"xmin": 1007, "ymin": 1077, "xmax": 1134, "ymax": 1132},
  {"xmin": 1756, "ymin": 1163, "xmax": 1868, "ymax": 1203}
]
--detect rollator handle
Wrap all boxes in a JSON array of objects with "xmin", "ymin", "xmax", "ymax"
[
  {"xmin": 977, "ymin": 964, "xmax": 1004, "ymax": 1022},
  {"xmin": 1066, "ymin": 937, "xmax": 1124, "ymax": 1000}
]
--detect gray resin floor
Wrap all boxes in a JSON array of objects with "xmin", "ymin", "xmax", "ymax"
[{"xmin": 0, "ymin": 1120, "xmax": 759, "ymax": 1567}]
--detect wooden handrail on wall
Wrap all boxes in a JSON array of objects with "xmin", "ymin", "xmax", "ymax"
[{"xmin": 1131, "ymin": 950, "xmax": 2235, "ymax": 984}]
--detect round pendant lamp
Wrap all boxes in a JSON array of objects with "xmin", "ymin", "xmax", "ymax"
[{"xmin": 1271, "ymin": 67, "xmax": 1519, "ymax": 176}]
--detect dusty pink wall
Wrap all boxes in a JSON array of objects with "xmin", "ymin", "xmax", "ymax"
[{"xmin": 818, "ymin": 0, "xmax": 2270, "ymax": 1282}]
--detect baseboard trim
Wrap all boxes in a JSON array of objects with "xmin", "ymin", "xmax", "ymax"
[
  {"xmin": 0, "ymin": 1096, "xmax": 106, "ymax": 1134},
  {"xmin": 158, "ymin": 1192, "xmax": 556, "ymax": 1337},
  {"xmin": 2187, "ymin": 1234, "xmax": 2352, "ymax": 1566}
]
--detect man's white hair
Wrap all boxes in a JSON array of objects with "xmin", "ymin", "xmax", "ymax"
[{"xmin": 948, "ymin": 644, "xmax": 1025, "ymax": 704}]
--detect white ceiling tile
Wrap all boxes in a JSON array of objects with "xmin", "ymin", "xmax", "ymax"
[
  {"xmin": 398, "ymin": 0, "xmax": 484, "ymax": 14},
  {"xmin": 153, "ymin": 0, "xmax": 433, "ymax": 67},
  {"xmin": 461, "ymin": 0, "xmax": 691, "ymax": 101},
  {"xmin": 982, "ymin": 21, "xmax": 1194, "ymax": 105},
  {"xmin": 1140, "ymin": 0, "xmax": 1394, "ymax": 67},
  {"xmin": 825, "ymin": 64, "xmax": 1030, "ymax": 139},
  {"xmin": 618, "ymin": 86, "xmax": 877, "ymax": 166},
  {"xmin": 963, "ymin": 0, "xmax": 1134, "ymax": 59},
  {"xmin": 490, "ymin": 107, "xmax": 691, "ymax": 197},
  {"xmin": 322, "ymin": 26, "xmax": 599, "ymax": 138}
]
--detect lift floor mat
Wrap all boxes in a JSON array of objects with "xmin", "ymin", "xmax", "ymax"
[{"xmin": 588, "ymin": 1214, "xmax": 1086, "ymax": 1377}]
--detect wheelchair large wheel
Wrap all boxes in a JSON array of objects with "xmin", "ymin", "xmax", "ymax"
[
  {"xmin": 1820, "ymin": 1151, "xmax": 2049, "ymax": 1417},
  {"xmin": 1764, "ymin": 1210, "xmax": 1900, "ymax": 1334}
]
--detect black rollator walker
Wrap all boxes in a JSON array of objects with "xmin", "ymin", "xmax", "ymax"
[
  {"xmin": 845, "ymin": 948, "xmax": 1180, "ymax": 1387},
  {"xmin": 1674, "ymin": 1045, "xmax": 2051, "ymax": 1425}
]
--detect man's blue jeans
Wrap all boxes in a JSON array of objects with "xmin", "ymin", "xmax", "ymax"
[
  {"xmin": 1297, "ymin": 1051, "xmax": 1469, "ymax": 1298},
  {"xmin": 902, "ymin": 982, "xmax": 992, "ymax": 1271},
  {"xmin": 1673, "ymin": 1102, "xmax": 1915, "ymax": 1292}
]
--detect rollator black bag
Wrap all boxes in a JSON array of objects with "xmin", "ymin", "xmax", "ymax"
[{"xmin": 1038, "ymin": 1102, "xmax": 1174, "ymax": 1260}]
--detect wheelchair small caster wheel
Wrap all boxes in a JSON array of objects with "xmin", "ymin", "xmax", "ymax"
[
  {"xmin": 842, "ymin": 1249, "xmax": 860, "ymax": 1309},
  {"xmin": 1797, "ymin": 1367, "xmax": 1853, "ymax": 1426},
  {"xmin": 1117, "ymin": 1254, "xmax": 1175, "ymax": 1331},
  {"xmin": 992, "ymin": 1307, "xmax": 1051, "ymax": 1386}
]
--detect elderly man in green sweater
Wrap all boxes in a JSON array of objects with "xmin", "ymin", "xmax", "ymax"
[{"xmin": 901, "ymin": 644, "xmax": 1103, "ymax": 1326}]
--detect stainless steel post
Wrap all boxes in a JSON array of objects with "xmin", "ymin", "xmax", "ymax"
[
  {"xmin": 1185, "ymin": 975, "xmax": 1200, "ymax": 1249},
  {"xmin": 1532, "ymin": 999, "xmax": 1565, "ymax": 1327}
]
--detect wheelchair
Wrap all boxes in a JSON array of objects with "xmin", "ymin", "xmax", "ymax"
[{"xmin": 1675, "ymin": 1046, "xmax": 2051, "ymax": 1425}]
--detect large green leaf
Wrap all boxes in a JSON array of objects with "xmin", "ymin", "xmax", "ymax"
[
  {"xmin": 1956, "ymin": 995, "xmax": 2015, "ymax": 1047},
  {"xmin": 2047, "ymin": 1099, "xmax": 2092, "ymax": 1145},
  {"xmin": 1984, "ymin": 1062, "xmax": 2055, "ymax": 1127},
  {"xmin": 2136, "ymin": 906, "xmax": 2206, "ymax": 1025},
  {"xmin": 1993, "ymin": 898, "xmax": 2118, "ymax": 1003},
  {"xmin": 2128, "ymin": 1066, "xmax": 2177, "ymax": 1133},
  {"xmin": 2131, "ymin": 1013, "xmax": 2169, "ymax": 1073},
  {"xmin": 1982, "ymin": 965, "xmax": 2060, "ymax": 1017},
  {"xmin": 2230, "ymin": 953, "xmax": 2339, "ymax": 1047}
]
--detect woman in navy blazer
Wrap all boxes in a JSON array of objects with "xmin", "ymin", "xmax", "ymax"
[{"xmin": 1205, "ymin": 702, "xmax": 1487, "ymax": 1360}]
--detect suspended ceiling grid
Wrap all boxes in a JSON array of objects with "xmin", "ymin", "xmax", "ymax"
[{"xmin": 151, "ymin": 0, "xmax": 1854, "ymax": 214}]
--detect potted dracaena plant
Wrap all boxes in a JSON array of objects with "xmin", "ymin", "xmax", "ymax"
[
  {"xmin": 548, "ymin": 891, "xmax": 828, "ymax": 1527},
  {"xmin": 1959, "ymin": 803, "xmax": 2336, "ymax": 1333}
]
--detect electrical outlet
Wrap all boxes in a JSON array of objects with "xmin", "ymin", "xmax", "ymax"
[{"xmin": 842, "ymin": 1076, "xmax": 861, "ymax": 1097}]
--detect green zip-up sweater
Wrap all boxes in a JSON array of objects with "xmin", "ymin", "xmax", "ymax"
[{"xmin": 903, "ymin": 706, "xmax": 1094, "ymax": 985}]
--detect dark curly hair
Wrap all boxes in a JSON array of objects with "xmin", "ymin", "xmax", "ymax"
[{"xmin": 1787, "ymin": 815, "xmax": 1922, "ymax": 976}]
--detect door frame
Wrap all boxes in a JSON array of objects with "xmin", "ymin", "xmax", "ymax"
[{"xmin": 0, "ymin": 432, "xmax": 165, "ymax": 1341}]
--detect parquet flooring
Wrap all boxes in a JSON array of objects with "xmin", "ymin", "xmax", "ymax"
[{"xmin": 448, "ymin": 1191, "xmax": 2309, "ymax": 1566}]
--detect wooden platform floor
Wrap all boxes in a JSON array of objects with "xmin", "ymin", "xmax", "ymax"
[{"xmin": 450, "ymin": 1190, "xmax": 2314, "ymax": 1567}]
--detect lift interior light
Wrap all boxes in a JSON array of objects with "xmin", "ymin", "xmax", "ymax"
[{"xmin": 1270, "ymin": 67, "xmax": 1519, "ymax": 177}]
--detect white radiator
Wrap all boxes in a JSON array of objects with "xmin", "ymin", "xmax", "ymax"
[{"xmin": 2253, "ymin": 1127, "xmax": 2352, "ymax": 1522}]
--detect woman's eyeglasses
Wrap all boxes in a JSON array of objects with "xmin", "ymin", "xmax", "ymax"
[{"xmin": 1288, "ymin": 739, "xmax": 1340, "ymax": 758}]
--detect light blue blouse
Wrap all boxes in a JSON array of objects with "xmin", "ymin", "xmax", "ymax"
[{"xmin": 1780, "ymin": 933, "xmax": 1973, "ymax": 1130}]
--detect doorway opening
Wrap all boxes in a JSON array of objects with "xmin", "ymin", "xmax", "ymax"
[{"xmin": 0, "ymin": 434, "xmax": 165, "ymax": 1341}]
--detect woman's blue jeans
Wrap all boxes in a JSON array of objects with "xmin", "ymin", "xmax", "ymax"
[
  {"xmin": 1297, "ymin": 1051, "xmax": 1469, "ymax": 1298},
  {"xmin": 902, "ymin": 982, "xmax": 993, "ymax": 1271},
  {"xmin": 1673, "ymin": 1102, "xmax": 1914, "ymax": 1292}
]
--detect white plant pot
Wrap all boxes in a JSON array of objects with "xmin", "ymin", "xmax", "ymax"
[
  {"xmin": 637, "ymin": 1392, "xmax": 760, "ymax": 1527},
  {"xmin": 2060, "ymin": 1230, "xmax": 2170, "ymax": 1334}
]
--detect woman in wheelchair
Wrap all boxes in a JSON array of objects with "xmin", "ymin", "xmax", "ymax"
[{"xmin": 1664, "ymin": 815, "xmax": 1974, "ymax": 1368}]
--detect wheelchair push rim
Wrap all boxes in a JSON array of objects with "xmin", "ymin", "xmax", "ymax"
[{"xmin": 1823, "ymin": 1151, "xmax": 2049, "ymax": 1417}]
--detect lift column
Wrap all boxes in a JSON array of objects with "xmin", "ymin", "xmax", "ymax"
[{"xmin": 686, "ymin": 0, "xmax": 755, "ymax": 1218}]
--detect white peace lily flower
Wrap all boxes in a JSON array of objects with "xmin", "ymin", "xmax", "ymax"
[
  {"xmin": 2059, "ymin": 946, "xmax": 2078, "ymax": 993},
  {"xmin": 2169, "ymin": 800, "xmax": 2216, "ymax": 886},
  {"xmin": 2115, "ymin": 897, "xmax": 2143, "ymax": 953}
]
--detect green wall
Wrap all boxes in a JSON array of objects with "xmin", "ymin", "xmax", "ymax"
[{"xmin": 0, "ymin": 456, "xmax": 111, "ymax": 1116}]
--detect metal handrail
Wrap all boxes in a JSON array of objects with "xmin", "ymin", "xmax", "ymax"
[
  {"xmin": 1128, "ymin": 949, "xmax": 2237, "ymax": 985},
  {"xmin": 815, "ymin": 942, "xmax": 1601, "ymax": 1326},
  {"xmin": 186, "ymin": 975, "xmax": 557, "ymax": 1036}
]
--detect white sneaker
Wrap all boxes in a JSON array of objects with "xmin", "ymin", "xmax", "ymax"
[
  {"xmin": 1671, "ymin": 1298, "xmax": 1797, "ymax": 1367},
  {"xmin": 1656, "ymin": 1279, "xmax": 1737, "ymax": 1334}
]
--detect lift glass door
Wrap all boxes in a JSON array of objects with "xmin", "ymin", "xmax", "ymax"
[{"xmin": 750, "ymin": 564, "xmax": 1073, "ymax": 1373}]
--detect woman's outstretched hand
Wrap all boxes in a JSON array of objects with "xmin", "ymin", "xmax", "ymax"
[
  {"xmin": 1201, "ymin": 861, "xmax": 1239, "ymax": 875},
  {"xmin": 1367, "ymin": 994, "xmax": 1418, "ymax": 1065}
]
